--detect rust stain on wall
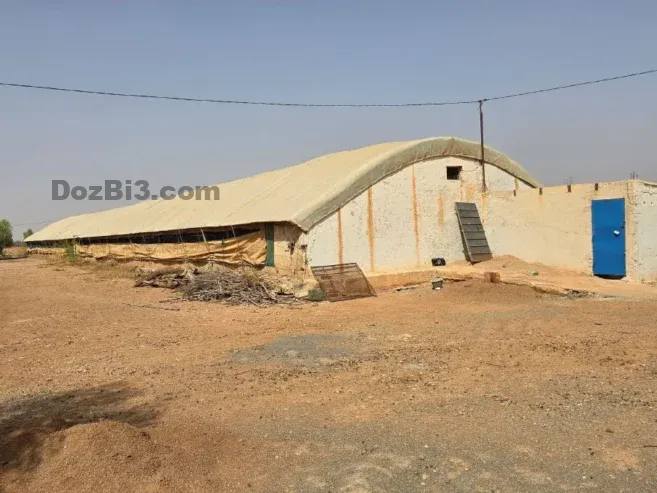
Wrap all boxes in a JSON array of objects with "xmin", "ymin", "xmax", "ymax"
[
  {"xmin": 366, "ymin": 187, "xmax": 376, "ymax": 271},
  {"xmin": 465, "ymin": 184, "xmax": 475, "ymax": 202},
  {"xmin": 337, "ymin": 207, "xmax": 344, "ymax": 265},
  {"xmin": 437, "ymin": 192, "xmax": 445, "ymax": 230},
  {"xmin": 411, "ymin": 165, "xmax": 421, "ymax": 265}
]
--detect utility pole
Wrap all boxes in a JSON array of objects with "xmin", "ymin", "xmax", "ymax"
[{"xmin": 479, "ymin": 100, "xmax": 487, "ymax": 192}]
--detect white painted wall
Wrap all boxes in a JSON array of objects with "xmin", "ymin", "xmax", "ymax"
[
  {"xmin": 306, "ymin": 165, "xmax": 657, "ymax": 281},
  {"xmin": 307, "ymin": 157, "xmax": 531, "ymax": 272},
  {"xmin": 484, "ymin": 182, "xmax": 637, "ymax": 276},
  {"xmin": 634, "ymin": 181, "xmax": 657, "ymax": 281}
]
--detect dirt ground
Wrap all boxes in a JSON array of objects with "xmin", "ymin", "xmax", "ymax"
[
  {"xmin": 433, "ymin": 256, "xmax": 657, "ymax": 300},
  {"xmin": 1, "ymin": 257, "xmax": 657, "ymax": 492}
]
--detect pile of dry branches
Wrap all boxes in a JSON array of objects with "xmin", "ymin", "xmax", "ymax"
[{"xmin": 134, "ymin": 264, "xmax": 301, "ymax": 306}]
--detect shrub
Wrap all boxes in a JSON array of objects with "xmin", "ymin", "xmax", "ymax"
[
  {"xmin": 307, "ymin": 288, "xmax": 326, "ymax": 302},
  {"xmin": 0, "ymin": 219, "xmax": 13, "ymax": 255},
  {"xmin": 64, "ymin": 241, "xmax": 77, "ymax": 264}
]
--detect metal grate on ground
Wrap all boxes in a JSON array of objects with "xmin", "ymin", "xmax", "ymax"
[
  {"xmin": 455, "ymin": 202, "xmax": 493, "ymax": 263},
  {"xmin": 310, "ymin": 263, "xmax": 376, "ymax": 302}
]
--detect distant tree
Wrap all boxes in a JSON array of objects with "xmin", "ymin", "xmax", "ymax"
[
  {"xmin": 0, "ymin": 219, "xmax": 13, "ymax": 255},
  {"xmin": 23, "ymin": 228, "xmax": 34, "ymax": 240}
]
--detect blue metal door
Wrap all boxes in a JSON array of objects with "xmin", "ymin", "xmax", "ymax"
[{"xmin": 592, "ymin": 198, "xmax": 626, "ymax": 277}]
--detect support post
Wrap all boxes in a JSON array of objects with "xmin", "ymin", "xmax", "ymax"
[
  {"xmin": 200, "ymin": 227, "xmax": 211, "ymax": 254},
  {"xmin": 128, "ymin": 235, "xmax": 136, "ymax": 258},
  {"xmin": 479, "ymin": 100, "xmax": 487, "ymax": 192},
  {"xmin": 264, "ymin": 223, "xmax": 275, "ymax": 267},
  {"xmin": 177, "ymin": 229, "xmax": 187, "ymax": 260}
]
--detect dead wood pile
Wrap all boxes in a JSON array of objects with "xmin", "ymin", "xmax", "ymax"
[{"xmin": 134, "ymin": 263, "xmax": 303, "ymax": 306}]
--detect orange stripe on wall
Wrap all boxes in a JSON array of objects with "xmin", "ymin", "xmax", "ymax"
[
  {"xmin": 337, "ymin": 207, "xmax": 344, "ymax": 265},
  {"xmin": 437, "ymin": 192, "xmax": 445, "ymax": 231},
  {"xmin": 366, "ymin": 187, "xmax": 376, "ymax": 271},
  {"xmin": 411, "ymin": 165, "xmax": 420, "ymax": 265},
  {"xmin": 465, "ymin": 183, "xmax": 475, "ymax": 202}
]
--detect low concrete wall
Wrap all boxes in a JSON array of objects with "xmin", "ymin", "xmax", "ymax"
[
  {"xmin": 273, "ymin": 223, "xmax": 308, "ymax": 276},
  {"xmin": 634, "ymin": 181, "xmax": 657, "ymax": 281},
  {"xmin": 483, "ymin": 181, "xmax": 637, "ymax": 277},
  {"xmin": 307, "ymin": 156, "xmax": 531, "ymax": 272}
]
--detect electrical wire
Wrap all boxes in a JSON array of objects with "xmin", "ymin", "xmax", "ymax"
[
  {"xmin": 1, "ymin": 68, "xmax": 655, "ymax": 107},
  {"xmin": 8, "ymin": 67, "xmax": 657, "ymax": 228},
  {"xmin": 482, "ymin": 68, "xmax": 657, "ymax": 102}
]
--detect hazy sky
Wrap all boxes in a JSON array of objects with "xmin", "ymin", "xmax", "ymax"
[{"xmin": 1, "ymin": 1, "xmax": 656, "ymax": 238}]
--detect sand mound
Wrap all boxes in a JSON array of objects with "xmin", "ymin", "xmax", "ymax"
[
  {"xmin": 454, "ymin": 255, "xmax": 586, "ymax": 277},
  {"xmin": 2, "ymin": 421, "xmax": 172, "ymax": 493}
]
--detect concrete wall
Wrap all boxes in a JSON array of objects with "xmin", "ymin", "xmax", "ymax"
[
  {"xmin": 483, "ymin": 181, "xmax": 638, "ymax": 277},
  {"xmin": 634, "ymin": 181, "xmax": 657, "ymax": 281},
  {"xmin": 307, "ymin": 157, "xmax": 531, "ymax": 272},
  {"xmin": 272, "ymin": 223, "xmax": 308, "ymax": 276},
  {"xmin": 305, "ymin": 166, "xmax": 657, "ymax": 281}
]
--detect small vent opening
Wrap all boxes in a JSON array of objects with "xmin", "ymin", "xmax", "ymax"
[{"xmin": 446, "ymin": 166, "xmax": 462, "ymax": 180}]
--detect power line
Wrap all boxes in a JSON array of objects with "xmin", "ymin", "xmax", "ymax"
[
  {"xmin": 8, "ymin": 67, "xmax": 657, "ymax": 229},
  {"xmin": 1, "ymin": 68, "xmax": 655, "ymax": 107},
  {"xmin": 483, "ymin": 68, "xmax": 657, "ymax": 102},
  {"xmin": 0, "ymin": 81, "xmax": 465, "ymax": 107}
]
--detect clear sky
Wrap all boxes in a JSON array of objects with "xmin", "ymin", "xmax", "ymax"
[{"xmin": 1, "ymin": 1, "xmax": 656, "ymax": 238}]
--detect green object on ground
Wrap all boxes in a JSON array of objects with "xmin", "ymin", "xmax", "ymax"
[
  {"xmin": 264, "ymin": 223, "xmax": 275, "ymax": 267},
  {"xmin": 307, "ymin": 288, "xmax": 326, "ymax": 302}
]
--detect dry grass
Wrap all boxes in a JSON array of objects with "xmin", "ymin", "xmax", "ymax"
[
  {"xmin": 4, "ymin": 246, "xmax": 28, "ymax": 256},
  {"xmin": 39, "ymin": 254, "xmax": 141, "ymax": 280}
]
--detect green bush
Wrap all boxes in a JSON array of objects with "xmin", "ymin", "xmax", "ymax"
[
  {"xmin": 0, "ymin": 219, "xmax": 13, "ymax": 255},
  {"xmin": 307, "ymin": 288, "xmax": 326, "ymax": 302},
  {"xmin": 65, "ymin": 241, "xmax": 77, "ymax": 264}
]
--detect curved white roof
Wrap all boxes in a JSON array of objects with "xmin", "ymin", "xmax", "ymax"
[{"xmin": 27, "ymin": 137, "xmax": 539, "ymax": 242}]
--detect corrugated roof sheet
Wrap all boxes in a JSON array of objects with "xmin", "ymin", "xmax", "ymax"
[{"xmin": 27, "ymin": 137, "xmax": 540, "ymax": 242}]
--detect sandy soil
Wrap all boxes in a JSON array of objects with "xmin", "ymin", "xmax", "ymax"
[
  {"xmin": 433, "ymin": 255, "xmax": 657, "ymax": 299},
  {"xmin": 1, "ymin": 257, "xmax": 657, "ymax": 492}
]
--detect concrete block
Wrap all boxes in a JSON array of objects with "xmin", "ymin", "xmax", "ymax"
[{"xmin": 484, "ymin": 271, "xmax": 501, "ymax": 283}]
